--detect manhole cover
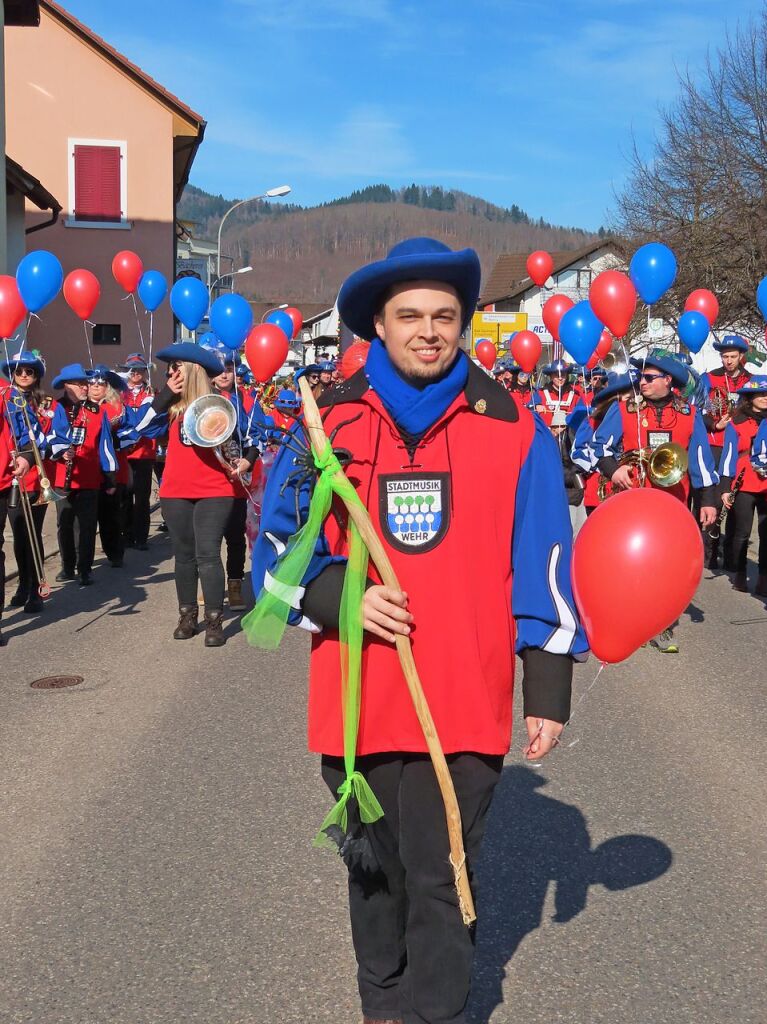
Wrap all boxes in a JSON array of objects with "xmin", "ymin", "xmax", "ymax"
[{"xmin": 30, "ymin": 675, "xmax": 84, "ymax": 690}]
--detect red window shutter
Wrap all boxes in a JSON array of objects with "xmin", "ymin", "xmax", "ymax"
[{"xmin": 74, "ymin": 145, "xmax": 122, "ymax": 221}]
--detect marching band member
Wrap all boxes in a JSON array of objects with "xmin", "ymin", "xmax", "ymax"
[
  {"xmin": 118, "ymin": 353, "xmax": 156, "ymax": 552},
  {"xmin": 268, "ymin": 389, "xmax": 301, "ymax": 434},
  {"xmin": 700, "ymin": 335, "xmax": 751, "ymax": 569},
  {"xmin": 87, "ymin": 365, "xmax": 129, "ymax": 569},
  {"xmin": 318, "ymin": 360, "xmax": 335, "ymax": 395},
  {"xmin": 0, "ymin": 349, "xmax": 62, "ymax": 614},
  {"xmin": 294, "ymin": 363, "xmax": 322, "ymax": 401},
  {"xmin": 118, "ymin": 343, "xmax": 261, "ymax": 645},
  {"xmin": 592, "ymin": 351, "xmax": 717, "ymax": 653},
  {"xmin": 49, "ymin": 363, "xmax": 118, "ymax": 587},
  {"xmin": 533, "ymin": 358, "xmax": 583, "ymax": 426},
  {"xmin": 0, "ymin": 366, "xmax": 34, "ymax": 643},
  {"xmin": 717, "ymin": 376, "xmax": 767, "ymax": 595},
  {"xmin": 549, "ymin": 407, "xmax": 585, "ymax": 532}
]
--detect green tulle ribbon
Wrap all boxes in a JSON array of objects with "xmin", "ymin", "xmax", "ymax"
[{"xmin": 242, "ymin": 438, "xmax": 384, "ymax": 842}]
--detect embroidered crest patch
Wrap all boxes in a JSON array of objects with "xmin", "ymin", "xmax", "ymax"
[{"xmin": 379, "ymin": 473, "xmax": 450, "ymax": 553}]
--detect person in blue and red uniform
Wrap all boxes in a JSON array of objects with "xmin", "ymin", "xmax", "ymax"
[
  {"xmin": 718, "ymin": 376, "xmax": 767, "ymax": 595},
  {"xmin": 118, "ymin": 353, "xmax": 156, "ymax": 552},
  {"xmin": 252, "ymin": 237, "xmax": 588, "ymax": 1024},
  {"xmin": 592, "ymin": 350, "xmax": 717, "ymax": 653},
  {"xmin": 267, "ymin": 388, "xmax": 301, "ymax": 435},
  {"xmin": 119, "ymin": 343, "xmax": 261, "ymax": 645},
  {"xmin": 533, "ymin": 358, "xmax": 582, "ymax": 426},
  {"xmin": 0, "ymin": 366, "xmax": 33, "ymax": 643},
  {"xmin": 49, "ymin": 363, "xmax": 118, "ymax": 587},
  {"xmin": 87, "ymin": 365, "xmax": 130, "ymax": 569}
]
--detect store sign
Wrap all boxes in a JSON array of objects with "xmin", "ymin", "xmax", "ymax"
[{"xmin": 470, "ymin": 311, "xmax": 527, "ymax": 357}]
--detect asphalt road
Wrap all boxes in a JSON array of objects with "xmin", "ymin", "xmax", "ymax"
[{"xmin": 0, "ymin": 530, "xmax": 764, "ymax": 1024}]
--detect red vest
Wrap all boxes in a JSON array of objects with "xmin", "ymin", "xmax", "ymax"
[
  {"xmin": 307, "ymin": 389, "xmax": 535, "ymax": 757},
  {"xmin": 537, "ymin": 387, "xmax": 579, "ymax": 427},
  {"xmin": 122, "ymin": 387, "xmax": 157, "ymax": 460},
  {"xmin": 706, "ymin": 367, "xmax": 751, "ymax": 446},
  {"xmin": 24, "ymin": 395, "xmax": 60, "ymax": 493},
  {"xmin": 618, "ymin": 399, "xmax": 695, "ymax": 501},
  {"xmin": 730, "ymin": 416, "xmax": 767, "ymax": 494},
  {"xmin": 51, "ymin": 401, "xmax": 108, "ymax": 491},
  {"xmin": 158, "ymin": 417, "xmax": 240, "ymax": 500}
]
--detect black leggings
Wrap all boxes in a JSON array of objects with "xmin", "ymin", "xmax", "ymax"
[
  {"xmin": 730, "ymin": 490, "xmax": 767, "ymax": 573},
  {"xmin": 0, "ymin": 488, "xmax": 8, "ymax": 612},
  {"xmin": 161, "ymin": 496, "xmax": 234, "ymax": 611},
  {"xmin": 224, "ymin": 497, "xmax": 247, "ymax": 579},
  {"xmin": 123, "ymin": 459, "xmax": 154, "ymax": 545},
  {"xmin": 9, "ymin": 497, "xmax": 47, "ymax": 597}
]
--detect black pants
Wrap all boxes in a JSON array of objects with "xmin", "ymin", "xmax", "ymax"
[
  {"xmin": 9, "ymin": 497, "xmax": 47, "ymax": 597},
  {"xmin": 224, "ymin": 497, "xmax": 247, "ymax": 579},
  {"xmin": 161, "ymin": 496, "xmax": 234, "ymax": 610},
  {"xmin": 98, "ymin": 484, "xmax": 125, "ymax": 563},
  {"xmin": 123, "ymin": 459, "xmax": 154, "ymax": 545},
  {"xmin": 730, "ymin": 490, "xmax": 767, "ymax": 573},
  {"xmin": 322, "ymin": 752, "xmax": 503, "ymax": 1024},
  {"xmin": 0, "ymin": 488, "xmax": 8, "ymax": 613},
  {"xmin": 56, "ymin": 489, "xmax": 98, "ymax": 575}
]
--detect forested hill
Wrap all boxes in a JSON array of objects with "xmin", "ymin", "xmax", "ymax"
[{"xmin": 178, "ymin": 183, "xmax": 600, "ymax": 305}]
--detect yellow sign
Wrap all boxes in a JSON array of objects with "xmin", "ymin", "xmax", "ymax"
[{"xmin": 470, "ymin": 312, "xmax": 527, "ymax": 358}]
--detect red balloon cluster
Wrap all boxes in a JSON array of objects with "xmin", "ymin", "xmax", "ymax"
[
  {"xmin": 0, "ymin": 275, "xmax": 27, "ymax": 338},
  {"xmin": 245, "ymin": 324, "xmax": 289, "ymax": 383},
  {"xmin": 284, "ymin": 307, "xmax": 303, "ymax": 336},
  {"xmin": 572, "ymin": 489, "xmax": 703, "ymax": 663},
  {"xmin": 527, "ymin": 251, "xmax": 554, "ymax": 287},
  {"xmin": 63, "ymin": 269, "xmax": 100, "ymax": 320},
  {"xmin": 510, "ymin": 330, "xmax": 541, "ymax": 372},
  {"xmin": 112, "ymin": 250, "xmax": 143, "ymax": 293},
  {"xmin": 589, "ymin": 271, "xmax": 637, "ymax": 339},
  {"xmin": 542, "ymin": 294, "xmax": 574, "ymax": 342},
  {"xmin": 684, "ymin": 288, "xmax": 719, "ymax": 326},
  {"xmin": 475, "ymin": 340, "xmax": 496, "ymax": 370},
  {"xmin": 340, "ymin": 341, "xmax": 371, "ymax": 380}
]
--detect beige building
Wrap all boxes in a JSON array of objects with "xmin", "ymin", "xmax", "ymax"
[{"xmin": 4, "ymin": 0, "xmax": 205, "ymax": 371}]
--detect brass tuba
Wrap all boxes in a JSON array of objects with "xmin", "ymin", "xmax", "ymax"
[
  {"xmin": 182, "ymin": 394, "xmax": 246, "ymax": 477},
  {"xmin": 597, "ymin": 442, "xmax": 688, "ymax": 501}
]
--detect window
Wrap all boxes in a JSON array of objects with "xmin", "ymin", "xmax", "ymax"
[
  {"xmin": 93, "ymin": 324, "xmax": 121, "ymax": 346},
  {"xmin": 577, "ymin": 269, "xmax": 592, "ymax": 289},
  {"xmin": 68, "ymin": 139, "xmax": 128, "ymax": 226},
  {"xmin": 556, "ymin": 269, "xmax": 577, "ymax": 288}
]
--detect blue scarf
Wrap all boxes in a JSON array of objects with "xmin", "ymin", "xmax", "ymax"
[{"xmin": 364, "ymin": 337, "xmax": 469, "ymax": 436}]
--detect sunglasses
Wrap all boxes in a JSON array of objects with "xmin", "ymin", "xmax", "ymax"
[
  {"xmin": 639, "ymin": 372, "xmax": 667, "ymax": 383},
  {"xmin": 13, "ymin": 367, "xmax": 36, "ymax": 377},
  {"xmin": 168, "ymin": 361, "xmax": 182, "ymax": 372}
]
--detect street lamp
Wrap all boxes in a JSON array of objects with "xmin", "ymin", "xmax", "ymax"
[
  {"xmin": 261, "ymin": 302, "xmax": 288, "ymax": 322},
  {"xmin": 211, "ymin": 266, "xmax": 253, "ymax": 295},
  {"xmin": 216, "ymin": 185, "xmax": 292, "ymax": 277}
]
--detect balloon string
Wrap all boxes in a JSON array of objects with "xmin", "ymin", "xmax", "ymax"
[
  {"xmin": 560, "ymin": 661, "xmax": 606, "ymax": 749},
  {"xmin": 82, "ymin": 320, "xmax": 94, "ymax": 369},
  {"xmin": 148, "ymin": 312, "xmax": 154, "ymax": 376},
  {"xmin": 129, "ymin": 293, "xmax": 147, "ymax": 356}
]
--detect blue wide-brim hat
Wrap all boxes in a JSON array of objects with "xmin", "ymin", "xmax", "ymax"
[
  {"xmin": 1, "ymin": 349, "xmax": 46, "ymax": 379},
  {"xmin": 713, "ymin": 334, "xmax": 749, "ymax": 354},
  {"xmin": 736, "ymin": 375, "xmax": 767, "ymax": 395},
  {"xmin": 318, "ymin": 361, "xmax": 335, "ymax": 372},
  {"xmin": 87, "ymin": 364, "xmax": 127, "ymax": 392},
  {"xmin": 593, "ymin": 369, "xmax": 640, "ymax": 406},
  {"xmin": 275, "ymin": 388, "xmax": 301, "ymax": 409},
  {"xmin": 119, "ymin": 352, "xmax": 151, "ymax": 371},
  {"xmin": 294, "ymin": 364, "xmax": 321, "ymax": 382},
  {"xmin": 542, "ymin": 359, "xmax": 573, "ymax": 375},
  {"xmin": 630, "ymin": 352, "xmax": 689, "ymax": 389},
  {"xmin": 337, "ymin": 237, "xmax": 481, "ymax": 340},
  {"xmin": 52, "ymin": 362, "xmax": 90, "ymax": 389},
  {"xmin": 156, "ymin": 342, "xmax": 224, "ymax": 377}
]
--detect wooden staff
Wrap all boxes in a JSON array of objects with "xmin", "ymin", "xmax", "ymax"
[{"xmin": 298, "ymin": 377, "xmax": 475, "ymax": 925}]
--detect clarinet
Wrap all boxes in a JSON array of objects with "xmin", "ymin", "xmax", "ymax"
[
  {"xmin": 709, "ymin": 467, "xmax": 745, "ymax": 540},
  {"xmin": 63, "ymin": 402, "xmax": 86, "ymax": 493}
]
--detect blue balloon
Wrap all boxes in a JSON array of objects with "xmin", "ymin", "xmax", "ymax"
[
  {"xmin": 559, "ymin": 300, "xmax": 604, "ymax": 364},
  {"xmin": 264, "ymin": 309, "xmax": 295, "ymax": 340},
  {"xmin": 757, "ymin": 277, "xmax": 767, "ymax": 320},
  {"xmin": 137, "ymin": 269, "xmax": 168, "ymax": 312},
  {"xmin": 198, "ymin": 331, "xmax": 218, "ymax": 348},
  {"xmin": 629, "ymin": 243, "xmax": 677, "ymax": 305},
  {"xmin": 16, "ymin": 250, "xmax": 63, "ymax": 313},
  {"xmin": 170, "ymin": 278, "xmax": 209, "ymax": 331},
  {"xmin": 210, "ymin": 293, "xmax": 254, "ymax": 350},
  {"xmin": 677, "ymin": 310, "xmax": 709, "ymax": 353}
]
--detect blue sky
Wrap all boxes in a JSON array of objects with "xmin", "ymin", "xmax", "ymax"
[{"xmin": 62, "ymin": 0, "xmax": 759, "ymax": 230}]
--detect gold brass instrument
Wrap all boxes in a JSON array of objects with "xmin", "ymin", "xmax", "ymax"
[
  {"xmin": 597, "ymin": 442, "xmax": 689, "ymax": 501},
  {"xmin": 182, "ymin": 393, "xmax": 245, "ymax": 477}
]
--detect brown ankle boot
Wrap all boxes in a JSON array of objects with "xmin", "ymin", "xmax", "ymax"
[
  {"xmin": 733, "ymin": 572, "xmax": 748, "ymax": 592},
  {"xmin": 173, "ymin": 605, "xmax": 198, "ymax": 639},
  {"xmin": 204, "ymin": 610, "xmax": 225, "ymax": 647},
  {"xmin": 227, "ymin": 578, "xmax": 245, "ymax": 610},
  {"xmin": 755, "ymin": 575, "xmax": 767, "ymax": 597}
]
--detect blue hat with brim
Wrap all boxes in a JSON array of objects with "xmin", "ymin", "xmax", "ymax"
[
  {"xmin": 52, "ymin": 362, "xmax": 90, "ymax": 389},
  {"xmin": 542, "ymin": 359, "xmax": 573, "ymax": 375},
  {"xmin": 87, "ymin": 364, "xmax": 128, "ymax": 393},
  {"xmin": 713, "ymin": 334, "xmax": 749, "ymax": 354},
  {"xmin": 337, "ymin": 237, "xmax": 481, "ymax": 341},
  {"xmin": 593, "ymin": 369, "xmax": 640, "ymax": 406},
  {"xmin": 318, "ymin": 361, "xmax": 335, "ymax": 373},
  {"xmin": 736, "ymin": 374, "xmax": 767, "ymax": 396},
  {"xmin": 630, "ymin": 352, "xmax": 689, "ymax": 389},
  {"xmin": 1, "ymin": 349, "xmax": 46, "ymax": 379},
  {"xmin": 119, "ymin": 352, "xmax": 151, "ymax": 372},
  {"xmin": 275, "ymin": 388, "xmax": 301, "ymax": 410},
  {"xmin": 294, "ymin": 364, "xmax": 321, "ymax": 382},
  {"xmin": 156, "ymin": 342, "xmax": 224, "ymax": 377}
]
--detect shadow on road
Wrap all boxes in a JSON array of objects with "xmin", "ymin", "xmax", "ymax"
[{"xmin": 468, "ymin": 766, "xmax": 672, "ymax": 1024}]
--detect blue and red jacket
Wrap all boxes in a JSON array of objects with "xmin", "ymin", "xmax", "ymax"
[
  {"xmin": 719, "ymin": 414, "xmax": 767, "ymax": 494},
  {"xmin": 252, "ymin": 363, "xmax": 588, "ymax": 758}
]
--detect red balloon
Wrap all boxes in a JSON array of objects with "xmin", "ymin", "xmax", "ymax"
[
  {"xmin": 526, "ymin": 250, "xmax": 554, "ymax": 287},
  {"xmin": 245, "ymin": 324, "xmax": 290, "ymax": 383},
  {"xmin": 283, "ymin": 307, "xmax": 303, "ymax": 336},
  {"xmin": 0, "ymin": 275, "xmax": 27, "ymax": 338},
  {"xmin": 63, "ymin": 269, "xmax": 100, "ymax": 320},
  {"xmin": 111, "ymin": 250, "xmax": 143, "ymax": 293},
  {"xmin": 475, "ymin": 339, "xmax": 497, "ymax": 370},
  {"xmin": 542, "ymin": 294, "xmax": 574, "ymax": 342},
  {"xmin": 595, "ymin": 329, "xmax": 613, "ymax": 361},
  {"xmin": 589, "ymin": 270, "xmax": 637, "ymax": 339},
  {"xmin": 340, "ymin": 341, "xmax": 370, "ymax": 380},
  {"xmin": 510, "ymin": 329, "xmax": 542, "ymax": 373},
  {"xmin": 572, "ymin": 489, "xmax": 703, "ymax": 663},
  {"xmin": 586, "ymin": 352, "xmax": 600, "ymax": 370},
  {"xmin": 684, "ymin": 288, "xmax": 719, "ymax": 326}
]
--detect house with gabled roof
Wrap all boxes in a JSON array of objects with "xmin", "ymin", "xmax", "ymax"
[{"xmin": 4, "ymin": 0, "xmax": 205, "ymax": 368}]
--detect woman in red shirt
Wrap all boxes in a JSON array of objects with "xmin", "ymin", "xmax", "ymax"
[{"xmin": 120, "ymin": 343, "xmax": 261, "ymax": 646}]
